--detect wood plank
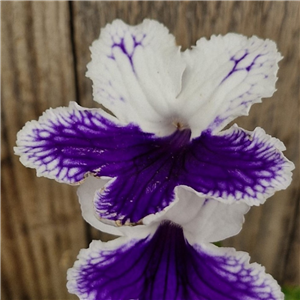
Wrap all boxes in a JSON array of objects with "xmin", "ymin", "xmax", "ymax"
[
  {"xmin": 2, "ymin": 2, "xmax": 85, "ymax": 299},
  {"xmin": 71, "ymin": 1, "xmax": 299, "ymax": 286}
]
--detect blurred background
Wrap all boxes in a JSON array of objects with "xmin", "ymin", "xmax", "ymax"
[{"xmin": 1, "ymin": 2, "xmax": 299, "ymax": 299}]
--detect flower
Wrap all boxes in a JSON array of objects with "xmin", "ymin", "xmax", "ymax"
[
  {"xmin": 66, "ymin": 177, "xmax": 284, "ymax": 300},
  {"xmin": 14, "ymin": 19, "xmax": 294, "ymax": 226},
  {"xmin": 15, "ymin": 19, "xmax": 293, "ymax": 300}
]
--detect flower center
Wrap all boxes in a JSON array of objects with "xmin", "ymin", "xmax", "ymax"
[
  {"xmin": 166, "ymin": 128, "xmax": 191, "ymax": 151},
  {"xmin": 173, "ymin": 121, "xmax": 188, "ymax": 131}
]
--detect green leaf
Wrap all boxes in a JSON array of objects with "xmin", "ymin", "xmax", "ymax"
[{"xmin": 282, "ymin": 286, "xmax": 300, "ymax": 300}]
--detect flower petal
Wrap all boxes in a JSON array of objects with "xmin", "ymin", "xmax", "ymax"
[
  {"xmin": 67, "ymin": 222, "xmax": 283, "ymax": 300},
  {"xmin": 92, "ymin": 129, "xmax": 192, "ymax": 224},
  {"xmin": 77, "ymin": 175, "xmax": 155, "ymax": 238},
  {"xmin": 79, "ymin": 178, "xmax": 249, "ymax": 242},
  {"xmin": 14, "ymin": 103, "xmax": 191, "ymax": 223},
  {"xmin": 182, "ymin": 125, "xmax": 294, "ymax": 205},
  {"xmin": 144, "ymin": 186, "xmax": 250, "ymax": 243},
  {"xmin": 87, "ymin": 19, "xmax": 186, "ymax": 136},
  {"xmin": 178, "ymin": 34, "xmax": 281, "ymax": 137},
  {"xmin": 16, "ymin": 103, "xmax": 293, "ymax": 224},
  {"xmin": 14, "ymin": 102, "xmax": 155, "ymax": 185},
  {"xmin": 94, "ymin": 123, "xmax": 293, "ymax": 223}
]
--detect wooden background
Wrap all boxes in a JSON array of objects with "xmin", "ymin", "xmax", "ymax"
[{"xmin": 2, "ymin": 1, "xmax": 299, "ymax": 299}]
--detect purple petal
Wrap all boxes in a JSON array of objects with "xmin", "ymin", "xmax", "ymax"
[
  {"xmin": 16, "ymin": 103, "xmax": 293, "ymax": 224},
  {"xmin": 93, "ymin": 128, "xmax": 192, "ymax": 223},
  {"xmin": 181, "ymin": 125, "xmax": 294, "ymax": 205},
  {"xmin": 14, "ymin": 102, "xmax": 155, "ymax": 184},
  {"xmin": 67, "ymin": 222, "xmax": 283, "ymax": 300},
  {"xmin": 95, "ymin": 124, "xmax": 293, "ymax": 223}
]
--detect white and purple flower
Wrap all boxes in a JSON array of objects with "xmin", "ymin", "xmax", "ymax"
[
  {"xmin": 67, "ymin": 177, "xmax": 283, "ymax": 300},
  {"xmin": 15, "ymin": 19, "xmax": 293, "ymax": 225},
  {"xmin": 15, "ymin": 19, "xmax": 294, "ymax": 300}
]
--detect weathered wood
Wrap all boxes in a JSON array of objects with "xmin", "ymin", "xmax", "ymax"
[
  {"xmin": 2, "ymin": 2, "xmax": 85, "ymax": 300},
  {"xmin": 2, "ymin": 1, "xmax": 299, "ymax": 299}
]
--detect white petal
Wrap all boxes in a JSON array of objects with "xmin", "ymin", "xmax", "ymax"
[
  {"xmin": 87, "ymin": 19, "xmax": 186, "ymax": 136},
  {"xmin": 79, "ymin": 177, "xmax": 249, "ymax": 243},
  {"xmin": 177, "ymin": 34, "xmax": 281, "ymax": 138},
  {"xmin": 144, "ymin": 186, "xmax": 250, "ymax": 243}
]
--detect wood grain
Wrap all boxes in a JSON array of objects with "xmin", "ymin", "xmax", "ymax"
[
  {"xmin": 2, "ymin": 1, "xmax": 299, "ymax": 299},
  {"xmin": 2, "ymin": 2, "xmax": 85, "ymax": 300}
]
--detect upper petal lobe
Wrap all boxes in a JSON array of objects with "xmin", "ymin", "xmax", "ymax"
[
  {"xmin": 178, "ymin": 34, "xmax": 281, "ymax": 137},
  {"xmin": 87, "ymin": 19, "xmax": 186, "ymax": 136}
]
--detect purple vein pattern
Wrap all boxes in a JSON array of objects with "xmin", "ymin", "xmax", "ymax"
[
  {"xmin": 108, "ymin": 35, "xmax": 145, "ymax": 73},
  {"xmin": 222, "ymin": 50, "xmax": 266, "ymax": 83},
  {"xmin": 67, "ymin": 221, "xmax": 281, "ymax": 300},
  {"xmin": 15, "ymin": 104, "xmax": 291, "ymax": 223}
]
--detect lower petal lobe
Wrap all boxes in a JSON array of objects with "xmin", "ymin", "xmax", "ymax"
[
  {"xmin": 16, "ymin": 103, "xmax": 293, "ymax": 224},
  {"xmin": 68, "ymin": 221, "xmax": 283, "ymax": 300},
  {"xmin": 95, "ymin": 124, "xmax": 292, "ymax": 223},
  {"xmin": 180, "ymin": 125, "xmax": 293, "ymax": 205}
]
